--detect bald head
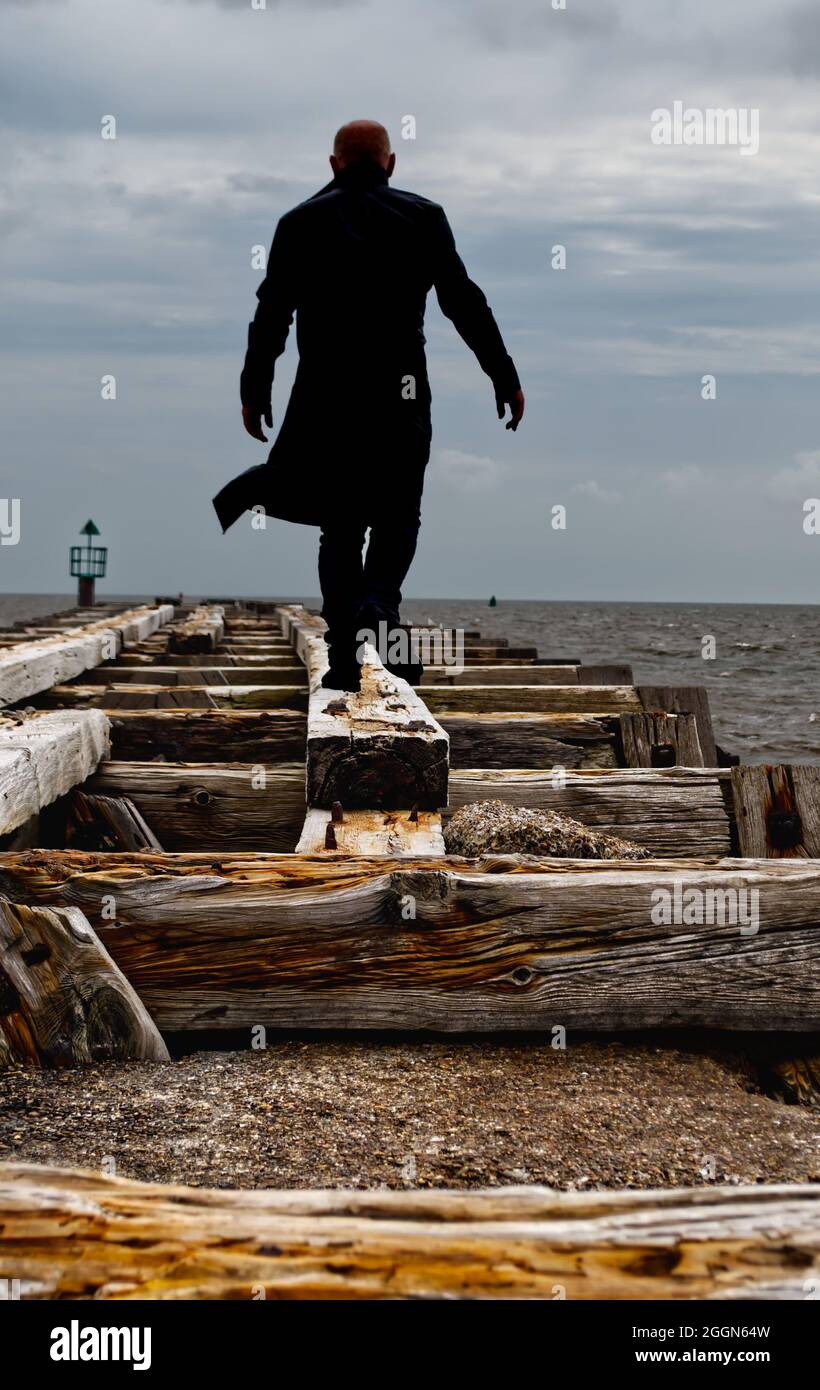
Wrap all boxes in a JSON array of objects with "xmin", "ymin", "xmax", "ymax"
[{"xmin": 331, "ymin": 119, "xmax": 395, "ymax": 176}]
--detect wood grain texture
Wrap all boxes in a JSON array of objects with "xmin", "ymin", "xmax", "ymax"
[
  {"xmin": 86, "ymin": 760, "xmax": 306, "ymax": 852},
  {"xmin": 0, "ymin": 850, "xmax": 816, "ymax": 1031},
  {"xmin": 0, "ymin": 903, "xmax": 168, "ymax": 1066},
  {"xmin": 446, "ymin": 768, "xmax": 732, "ymax": 858},
  {"xmin": 1, "ymin": 1164, "xmax": 818, "ymax": 1299},
  {"xmin": 0, "ymin": 710, "xmax": 111, "ymax": 835},
  {"xmin": 67, "ymin": 790, "xmax": 164, "ymax": 852},
  {"xmin": 732, "ymin": 765, "xmax": 820, "ymax": 858},
  {"xmin": 619, "ymin": 711, "xmax": 704, "ymax": 768},
  {"xmin": 638, "ymin": 686, "xmax": 718, "ymax": 767}
]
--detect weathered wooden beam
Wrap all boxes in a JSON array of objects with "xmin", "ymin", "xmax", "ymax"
[
  {"xmin": 106, "ymin": 709, "xmax": 306, "ymax": 762},
  {"xmin": 0, "ymin": 604, "xmax": 175, "ymax": 707},
  {"xmin": 1, "ymin": 850, "xmax": 817, "ymax": 1031},
  {"xmin": 278, "ymin": 605, "xmax": 449, "ymax": 811},
  {"xmin": 732, "ymin": 765, "xmax": 820, "ymax": 858},
  {"xmin": 1, "ymin": 1164, "xmax": 817, "ymax": 1299},
  {"xmin": 34, "ymin": 684, "xmax": 309, "ymax": 711},
  {"xmin": 167, "ymin": 605, "xmax": 225, "ymax": 654},
  {"xmin": 0, "ymin": 904, "xmax": 168, "ymax": 1066},
  {"xmin": 422, "ymin": 685, "xmax": 641, "ymax": 715},
  {"xmin": 114, "ymin": 651, "xmax": 301, "ymax": 668},
  {"xmin": 0, "ymin": 711, "xmax": 110, "ymax": 836},
  {"xmin": 447, "ymin": 768, "xmax": 732, "ymax": 858},
  {"xmin": 82, "ymin": 665, "xmax": 307, "ymax": 686},
  {"xmin": 297, "ymin": 807, "xmax": 445, "ymax": 855},
  {"xmin": 67, "ymin": 790, "xmax": 164, "ymax": 852},
  {"xmin": 85, "ymin": 761, "xmax": 305, "ymax": 851},
  {"xmin": 441, "ymin": 712, "xmax": 619, "ymax": 769},
  {"xmin": 421, "ymin": 664, "xmax": 633, "ymax": 687},
  {"xmin": 619, "ymin": 711, "xmax": 704, "ymax": 768},
  {"xmin": 638, "ymin": 686, "xmax": 717, "ymax": 767}
]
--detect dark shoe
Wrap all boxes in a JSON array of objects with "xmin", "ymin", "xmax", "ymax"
[
  {"xmin": 321, "ymin": 663, "xmax": 361, "ymax": 692},
  {"xmin": 356, "ymin": 605, "xmax": 423, "ymax": 682},
  {"xmin": 383, "ymin": 658, "xmax": 424, "ymax": 685}
]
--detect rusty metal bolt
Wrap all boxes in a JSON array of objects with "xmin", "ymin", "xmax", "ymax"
[
  {"xmin": 331, "ymin": 801, "xmax": 344, "ymax": 824},
  {"xmin": 324, "ymin": 823, "xmax": 337, "ymax": 850},
  {"xmin": 767, "ymin": 809, "xmax": 802, "ymax": 850}
]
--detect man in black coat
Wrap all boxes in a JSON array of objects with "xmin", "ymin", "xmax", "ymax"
[{"xmin": 214, "ymin": 119, "xmax": 524, "ymax": 689}]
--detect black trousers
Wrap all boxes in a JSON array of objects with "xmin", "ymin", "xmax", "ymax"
[{"xmin": 318, "ymin": 507, "xmax": 422, "ymax": 655}]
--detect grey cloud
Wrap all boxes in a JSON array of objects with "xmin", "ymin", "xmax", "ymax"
[{"xmin": 2, "ymin": 0, "xmax": 819, "ymax": 601}]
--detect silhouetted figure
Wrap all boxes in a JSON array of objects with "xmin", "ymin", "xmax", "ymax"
[{"xmin": 214, "ymin": 119, "xmax": 524, "ymax": 689}]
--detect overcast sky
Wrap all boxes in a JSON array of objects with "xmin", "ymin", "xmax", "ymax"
[{"xmin": 2, "ymin": 0, "xmax": 820, "ymax": 600}]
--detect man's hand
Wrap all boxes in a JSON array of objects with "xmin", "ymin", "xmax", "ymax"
[
  {"xmin": 242, "ymin": 404, "xmax": 272, "ymax": 442},
  {"xmin": 496, "ymin": 388, "xmax": 525, "ymax": 431}
]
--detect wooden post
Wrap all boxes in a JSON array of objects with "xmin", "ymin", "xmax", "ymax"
[
  {"xmin": 619, "ymin": 711, "xmax": 704, "ymax": 768},
  {"xmin": 731, "ymin": 765, "xmax": 820, "ymax": 857},
  {"xmin": 0, "ymin": 902, "xmax": 168, "ymax": 1066},
  {"xmin": 277, "ymin": 605, "xmax": 449, "ymax": 811}
]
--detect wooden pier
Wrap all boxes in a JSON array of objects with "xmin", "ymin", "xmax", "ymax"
[{"xmin": 1, "ymin": 595, "xmax": 819, "ymax": 1299}]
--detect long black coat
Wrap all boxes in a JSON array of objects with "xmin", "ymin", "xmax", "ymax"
[{"xmin": 213, "ymin": 161, "xmax": 520, "ymax": 531}]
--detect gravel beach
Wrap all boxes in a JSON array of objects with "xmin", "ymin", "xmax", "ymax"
[{"xmin": 3, "ymin": 1036, "xmax": 818, "ymax": 1191}]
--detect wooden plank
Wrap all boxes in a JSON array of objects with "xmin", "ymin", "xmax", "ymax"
[
  {"xmin": 638, "ymin": 685, "xmax": 717, "ymax": 767},
  {"xmin": 2, "ymin": 850, "xmax": 817, "ymax": 1031},
  {"xmin": 278, "ymin": 605, "xmax": 449, "ymax": 811},
  {"xmin": 0, "ymin": 604, "xmax": 175, "ymax": 707},
  {"xmin": 297, "ymin": 808, "xmax": 445, "ymax": 855},
  {"xmin": 35, "ymin": 684, "xmax": 309, "ymax": 711},
  {"xmin": 446, "ymin": 768, "xmax": 732, "ymax": 858},
  {"xmin": 619, "ymin": 711, "xmax": 704, "ymax": 768},
  {"xmin": 0, "ymin": 710, "xmax": 110, "ymax": 835},
  {"xmin": 731, "ymin": 765, "xmax": 820, "ymax": 858},
  {"xmin": 67, "ymin": 790, "xmax": 164, "ymax": 851},
  {"xmin": 2, "ymin": 1164, "xmax": 818, "ymax": 1299},
  {"xmin": 106, "ymin": 709, "xmax": 306, "ymax": 762},
  {"xmin": 82, "ymin": 665, "xmax": 307, "ymax": 686},
  {"xmin": 422, "ymin": 664, "xmax": 633, "ymax": 686},
  {"xmin": 167, "ymin": 605, "xmax": 225, "ymax": 654},
  {"xmin": 424, "ymin": 665, "xmax": 575, "ymax": 686},
  {"xmin": 421, "ymin": 686, "xmax": 641, "ymax": 715},
  {"xmin": 86, "ymin": 761, "xmax": 306, "ymax": 852},
  {"xmin": 115, "ymin": 652, "xmax": 300, "ymax": 668},
  {"xmin": 0, "ymin": 903, "xmax": 169, "ymax": 1066},
  {"xmin": 442, "ymin": 712, "xmax": 619, "ymax": 769}
]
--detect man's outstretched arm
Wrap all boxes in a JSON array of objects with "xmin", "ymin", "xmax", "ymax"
[
  {"xmin": 431, "ymin": 207, "xmax": 524, "ymax": 430},
  {"xmin": 240, "ymin": 217, "xmax": 298, "ymax": 442}
]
